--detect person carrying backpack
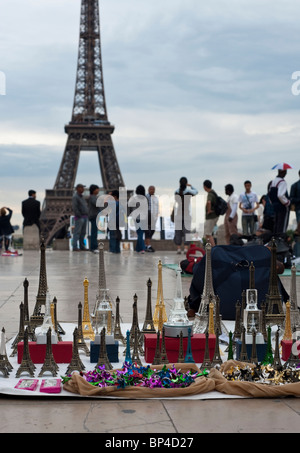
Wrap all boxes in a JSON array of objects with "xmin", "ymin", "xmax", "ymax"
[{"xmin": 203, "ymin": 180, "xmax": 219, "ymax": 246}]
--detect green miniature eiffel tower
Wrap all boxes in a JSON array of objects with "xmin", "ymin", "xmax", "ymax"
[
  {"xmin": 262, "ymin": 326, "xmax": 273, "ymax": 365},
  {"xmin": 184, "ymin": 327, "xmax": 195, "ymax": 364},
  {"xmin": 124, "ymin": 330, "xmax": 132, "ymax": 365}
]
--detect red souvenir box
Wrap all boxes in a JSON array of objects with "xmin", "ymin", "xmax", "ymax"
[
  {"xmin": 144, "ymin": 333, "xmax": 216, "ymax": 364},
  {"xmin": 17, "ymin": 342, "xmax": 73, "ymax": 364},
  {"xmin": 281, "ymin": 340, "xmax": 300, "ymax": 361}
]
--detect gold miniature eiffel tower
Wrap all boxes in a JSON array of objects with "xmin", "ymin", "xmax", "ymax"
[
  {"xmin": 11, "ymin": 302, "xmax": 25, "ymax": 357},
  {"xmin": 265, "ymin": 238, "xmax": 285, "ymax": 327},
  {"xmin": 95, "ymin": 327, "xmax": 113, "ymax": 371},
  {"xmin": 38, "ymin": 328, "xmax": 59, "ymax": 377},
  {"xmin": 131, "ymin": 327, "xmax": 142, "ymax": 367},
  {"xmin": 30, "ymin": 239, "xmax": 48, "ymax": 328},
  {"xmin": 177, "ymin": 331, "xmax": 185, "ymax": 363},
  {"xmin": 160, "ymin": 327, "xmax": 169, "ymax": 365},
  {"xmin": 140, "ymin": 279, "xmax": 156, "ymax": 339},
  {"xmin": 113, "ymin": 297, "xmax": 126, "ymax": 345},
  {"xmin": 15, "ymin": 328, "xmax": 36, "ymax": 378},
  {"xmin": 153, "ymin": 260, "xmax": 167, "ymax": 330},
  {"xmin": 82, "ymin": 278, "xmax": 95, "ymax": 341},
  {"xmin": 66, "ymin": 328, "xmax": 85, "ymax": 375},
  {"xmin": 282, "ymin": 301, "xmax": 292, "ymax": 341},
  {"xmin": 77, "ymin": 302, "xmax": 90, "ymax": 356}
]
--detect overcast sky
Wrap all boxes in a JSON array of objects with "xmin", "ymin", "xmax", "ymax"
[{"xmin": 0, "ymin": 0, "xmax": 299, "ymax": 229}]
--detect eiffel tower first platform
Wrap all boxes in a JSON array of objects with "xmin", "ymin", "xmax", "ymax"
[{"xmin": 40, "ymin": 0, "xmax": 125, "ymax": 245}]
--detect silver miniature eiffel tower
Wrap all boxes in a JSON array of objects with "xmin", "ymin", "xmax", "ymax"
[
  {"xmin": 77, "ymin": 302, "xmax": 90, "ymax": 356},
  {"xmin": 265, "ymin": 238, "xmax": 285, "ymax": 327},
  {"xmin": 152, "ymin": 330, "xmax": 162, "ymax": 365},
  {"xmin": 193, "ymin": 243, "xmax": 214, "ymax": 333},
  {"xmin": 0, "ymin": 328, "xmax": 13, "ymax": 377},
  {"xmin": 11, "ymin": 302, "xmax": 26, "ymax": 357},
  {"xmin": 160, "ymin": 327, "xmax": 169, "ymax": 365},
  {"xmin": 131, "ymin": 327, "xmax": 143, "ymax": 367},
  {"xmin": 30, "ymin": 239, "xmax": 48, "ymax": 328},
  {"xmin": 38, "ymin": 328, "xmax": 59, "ymax": 377},
  {"xmin": 92, "ymin": 242, "xmax": 107, "ymax": 322},
  {"xmin": 15, "ymin": 328, "xmax": 36, "ymax": 378},
  {"xmin": 177, "ymin": 331, "xmax": 185, "ymax": 363},
  {"xmin": 95, "ymin": 327, "xmax": 113, "ymax": 371},
  {"xmin": 140, "ymin": 279, "xmax": 156, "ymax": 340},
  {"xmin": 113, "ymin": 297, "xmax": 126, "ymax": 345},
  {"xmin": 289, "ymin": 264, "xmax": 300, "ymax": 330},
  {"xmin": 37, "ymin": 289, "xmax": 57, "ymax": 341},
  {"xmin": 66, "ymin": 328, "xmax": 85, "ymax": 375},
  {"xmin": 200, "ymin": 330, "xmax": 212, "ymax": 370}
]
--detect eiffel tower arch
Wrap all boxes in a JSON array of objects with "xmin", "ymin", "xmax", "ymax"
[{"xmin": 40, "ymin": 0, "xmax": 125, "ymax": 245}]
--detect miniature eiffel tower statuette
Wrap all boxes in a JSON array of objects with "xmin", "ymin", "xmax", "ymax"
[
  {"xmin": 0, "ymin": 328, "xmax": 12, "ymax": 377},
  {"xmin": 153, "ymin": 260, "xmax": 167, "ymax": 330},
  {"xmin": 151, "ymin": 330, "xmax": 162, "ymax": 365},
  {"xmin": 140, "ymin": 279, "xmax": 156, "ymax": 339},
  {"xmin": 131, "ymin": 327, "xmax": 142, "ymax": 367},
  {"xmin": 124, "ymin": 330, "xmax": 132, "ymax": 365},
  {"xmin": 51, "ymin": 297, "xmax": 62, "ymax": 341},
  {"xmin": 11, "ymin": 302, "xmax": 25, "ymax": 356},
  {"xmin": 227, "ymin": 331, "xmax": 234, "ymax": 361},
  {"xmin": 233, "ymin": 300, "xmax": 242, "ymax": 340},
  {"xmin": 239, "ymin": 327, "xmax": 249, "ymax": 363},
  {"xmin": 177, "ymin": 331, "xmax": 185, "ymax": 363},
  {"xmin": 129, "ymin": 294, "xmax": 143, "ymax": 354},
  {"xmin": 30, "ymin": 239, "xmax": 48, "ymax": 327},
  {"xmin": 289, "ymin": 264, "xmax": 300, "ymax": 329},
  {"xmin": 82, "ymin": 278, "xmax": 95, "ymax": 341},
  {"xmin": 200, "ymin": 331, "xmax": 212, "ymax": 370},
  {"xmin": 160, "ymin": 327, "xmax": 169, "ymax": 365},
  {"xmin": 272, "ymin": 328, "xmax": 282, "ymax": 371},
  {"xmin": 265, "ymin": 238, "xmax": 285, "ymax": 327},
  {"xmin": 250, "ymin": 330, "xmax": 258, "ymax": 364},
  {"xmin": 66, "ymin": 328, "xmax": 85, "ymax": 375},
  {"xmin": 211, "ymin": 328, "xmax": 223, "ymax": 367},
  {"xmin": 95, "ymin": 327, "xmax": 113, "ymax": 371},
  {"xmin": 282, "ymin": 301, "xmax": 292, "ymax": 341},
  {"xmin": 208, "ymin": 299, "xmax": 215, "ymax": 334},
  {"xmin": 23, "ymin": 278, "xmax": 36, "ymax": 341},
  {"xmin": 38, "ymin": 328, "xmax": 59, "ymax": 377},
  {"xmin": 184, "ymin": 327, "xmax": 195, "ymax": 363},
  {"xmin": 77, "ymin": 301, "xmax": 90, "ymax": 356},
  {"xmin": 16, "ymin": 328, "xmax": 36, "ymax": 378},
  {"xmin": 91, "ymin": 242, "xmax": 110, "ymax": 324},
  {"xmin": 113, "ymin": 297, "xmax": 126, "ymax": 345},
  {"xmin": 36, "ymin": 290, "xmax": 58, "ymax": 344}
]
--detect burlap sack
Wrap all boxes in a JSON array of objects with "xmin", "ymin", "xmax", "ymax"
[
  {"xmin": 63, "ymin": 363, "xmax": 216, "ymax": 398},
  {"xmin": 211, "ymin": 360, "xmax": 300, "ymax": 398}
]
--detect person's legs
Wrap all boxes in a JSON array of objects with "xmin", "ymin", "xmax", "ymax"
[
  {"xmin": 79, "ymin": 218, "xmax": 88, "ymax": 249},
  {"xmin": 90, "ymin": 218, "xmax": 98, "ymax": 251},
  {"xmin": 72, "ymin": 218, "xmax": 83, "ymax": 250},
  {"xmin": 136, "ymin": 227, "xmax": 145, "ymax": 252}
]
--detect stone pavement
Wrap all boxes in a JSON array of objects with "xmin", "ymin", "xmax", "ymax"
[{"xmin": 0, "ymin": 248, "xmax": 300, "ymax": 434}]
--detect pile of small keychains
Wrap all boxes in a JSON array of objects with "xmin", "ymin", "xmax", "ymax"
[{"xmin": 223, "ymin": 363, "xmax": 300, "ymax": 385}]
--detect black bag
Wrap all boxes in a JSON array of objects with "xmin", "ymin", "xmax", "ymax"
[
  {"xmin": 188, "ymin": 244, "xmax": 289, "ymax": 320},
  {"xmin": 214, "ymin": 195, "xmax": 228, "ymax": 216}
]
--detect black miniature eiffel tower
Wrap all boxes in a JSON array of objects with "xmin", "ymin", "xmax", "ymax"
[
  {"xmin": 113, "ymin": 297, "xmax": 126, "ymax": 345},
  {"xmin": 160, "ymin": 327, "xmax": 169, "ymax": 365},
  {"xmin": 51, "ymin": 297, "xmax": 62, "ymax": 341},
  {"xmin": 184, "ymin": 327, "xmax": 195, "ymax": 364},
  {"xmin": 11, "ymin": 302, "xmax": 26, "ymax": 357},
  {"xmin": 38, "ymin": 328, "xmax": 59, "ymax": 377},
  {"xmin": 95, "ymin": 327, "xmax": 113, "ymax": 371},
  {"xmin": 129, "ymin": 294, "xmax": 143, "ymax": 354},
  {"xmin": 200, "ymin": 331, "xmax": 212, "ymax": 370},
  {"xmin": 152, "ymin": 331, "xmax": 162, "ymax": 365},
  {"xmin": 77, "ymin": 302, "xmax": 90, "ymax": 356},
  {"xmin": 233, "ymin": 300, "xmax": 242, "ymax": 340},
  {"xmin": 0, "ymin": 328, "xmax": 12, "ymax": 377},
  {"xmin": 265, "ymin": 238, "xmax": 285, "ymax": 327},
  {"xmin": 30, "ymin": 239, "xmax": 48, "ymax": 328},
  {"xmin": 140, "ymin": 279, "xmax": 156, "ymax": 339},
  {"xmin": 16, "ymin": 328, "xmax": 36, "ymax": 378},
  {"xmin": 66, "ymin": 328, "xmax": 85, "ymax": 375},
  {"xmin": 283, "ymin": 327, "xmax": 300, "ymax": 369},
  {"xmin": 272, "ymin": 327, "xmax": 282, "ymax": 371},
  {"xmin": 250, "ymin": 330, "xmax": 258, "ymax": 364},
  {"xmin": 239, "ymin": 327, "xmax": 249, "ymax": 363},
  {"xmin": 177, "ymin": 331, "xmax": 185, "ymax": 363},
  {"xmin": 23, "ymin": 278, "xmax": 36, "ymax": 341},
  {"xmin": 211, "ymin": 328, "xmax": 223, "ymax": 367},
  {"xmin": 131, "ymin": 327, "xmax": 142, "ymax": 367}
]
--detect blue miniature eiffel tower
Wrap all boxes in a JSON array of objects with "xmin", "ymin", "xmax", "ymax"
[
  {"xmin": 124, "ymin": 330, "xmax": 132, "ymax": 365},
  {"xmin": 184, "ymin": 327, "xmax": 195, "ymax": 363}
]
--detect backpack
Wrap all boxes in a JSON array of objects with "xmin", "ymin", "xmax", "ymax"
[
  {"xmin": 214, "ymin": 195, "xmax": 228, "ymax": 216},
  {"xmin": 180, "ymin": 244, "xmax": 205, "ymax": 274},
  {"xmin": 188, "ymin": 244, "xmax": 289, "ymax": 320}
]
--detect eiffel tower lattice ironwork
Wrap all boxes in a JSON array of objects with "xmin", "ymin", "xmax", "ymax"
[{"xmin": 40, "ymin": 0, "xmax": 125, "ymax": 245}]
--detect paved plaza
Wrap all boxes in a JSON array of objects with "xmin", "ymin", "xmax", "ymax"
[{"xmin": 0, "ymin": 247, "xmax": 300, "ymax": 434}]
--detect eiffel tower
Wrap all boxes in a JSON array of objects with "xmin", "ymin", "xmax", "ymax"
[{"xmin": 40, "ymin": 0, "xmax": 125, "ymax": 245}]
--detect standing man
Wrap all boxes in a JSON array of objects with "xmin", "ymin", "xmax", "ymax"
[
  {"xmin": 269, "ymin": 170, "xmax": 290, "ymax": 235},
  {"xmin": 238, "ymin": 180, "xmax": 259, "ymax": 236},
  {"xmin": 203, "ymin": 180, "xmax": 219, "ymax": 247},
  {"xmin": 224, "ymin": 184, "xmax": 239, "ymax": 244},
  {"xmin": 22, "ymin": 190, "xmax": 41, "ymax": 231},
  {"xmin": 72, "ymin": 183, "xmax": 88, "ymax": 251},
  {"xmin": 88, "ymin": 184, "xmax": 100, "ymax": 253},
  {"xmin": 145, "ymin": 185, "xmax": 159, "ymax": 252},
  {"xmin": 290, "ymin": 170, "xmax": 300, "ymax": 224}
]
